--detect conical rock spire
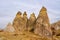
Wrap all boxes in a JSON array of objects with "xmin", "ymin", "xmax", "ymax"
[
  {"xmin": 27, "ymin": 13, "xmax": 36, "ymax": 32},
  {"xmin": 34, "ymin": 7, "xmax": 52, "ymax": 39}
]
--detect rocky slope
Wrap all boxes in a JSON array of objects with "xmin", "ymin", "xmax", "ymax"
[{"xmin": 0, "ymin": 31, "xmax": 50, "ymax": 40}]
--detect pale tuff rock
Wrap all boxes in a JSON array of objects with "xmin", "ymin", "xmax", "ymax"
[
  {"xmin": 13, "ymin": 11, "xmax": 23, "ymax": 32},
  {"xmin": 27, "ymin": 13, "xmax": 36, "ymax": 32},
  {"xmin": 16, "ymin": 11, "xmax": 22, "ymax": 18},
  {"xmin": 4, "ymin": 23, "xmax": 15, "ymax": 32},
  {"xmin": 51, "ymin": 21, "xmax": 60, "ymax": 36},
  {"xmin": 34, "ymin": 7, "xmax": 52, "ymax": 38},
  {"xmin": 13, "ymin": 11, "xmax": 28, "ymax": 32},
  {"xmin": 22, "ymin": 11, "xmax": 28, "ymax": 31},
  {"xmin": 0, "ymin": 7, "xmax": 60, "ymax": 40},
  {"xmin": 38, "ymin": 7, "xmax": 47, "ymax": 18}
]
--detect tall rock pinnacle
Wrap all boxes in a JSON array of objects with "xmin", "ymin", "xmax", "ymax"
[
  {"xmin": 13, "ymin": 11, "xmax": 23, "ymax": 32},
  {"xmin": 27, "ymin": 13, "xmax": 36, "ymax": 32},
  {"xmin": 22, "ymin": 11, "xmax": 28, "ymax": 31},
  {"xmin": 13, "ymin": 11, "xmax": 28, "ymax": 32},
  {"xmin": 34, "ymin": 7, "xmax": 52, "ymax": 38}
]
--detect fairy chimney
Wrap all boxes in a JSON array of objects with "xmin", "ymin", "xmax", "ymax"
[
  {"xmin": 22, "ymin": 11, "xmax": 28, "ymax": 31},
  {"xmin": 34, "ymin": 7, "xmax": 52, "ymax": 38},
  {"xmin": 13, "ymin": 11, "xmax": 28, "ymax": 32},
  {"xmin": 27, "ymin": 13, "xmax": 36, "ymax": 32},
  {"xmin": 13, "ymin": 11, "xmax": 23, "ymax": 32}
]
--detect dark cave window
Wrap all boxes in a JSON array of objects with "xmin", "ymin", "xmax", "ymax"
[
  {"xmin": 52, "ymin": 31, "xmax": 55, "ymax": 35},
  {"xmin": 30, "ymin": 28, "xmax": 34, "ymax": 32},
  {"xmin": 56, "ymin": 34, "xmax": 60, "ymax": 36}
]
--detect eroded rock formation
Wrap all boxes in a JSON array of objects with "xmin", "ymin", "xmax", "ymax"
[
  {"xmin": 13, "ymin": 11, "xmax": 23, "ymax": 32},
  {"xmin": 13, "ymin": 11, "xmax": 28, "ymax": 32},
  {"xmin": 51, "ymin": 21, "xmax": 60, "ymax": 36},
  {"xmin": 1, "ymin": 6, "xmax": 59, "ymax": 40},
  {"xmin": 22, "ymin": 11, "xmax": 28, "ymax": 31},
  {"xmin": 27, "ymin": 13, "xmax": 36, "ymax": 32},
  {"xmin": 4, "ymin": 22, "xmax": 15, "ymax": 33},
  {"xmin": 12, "ymin": 7, "xmax": 52, "ymax": 38},
  {"xmin": 34, "ymin": 7, "xmax": 52, "ymax": 39}
]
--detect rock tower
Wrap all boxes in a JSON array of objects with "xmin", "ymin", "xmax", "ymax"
[{"xmin": 34, "ymin": 7, "xmax": 52, "ymax": 38}]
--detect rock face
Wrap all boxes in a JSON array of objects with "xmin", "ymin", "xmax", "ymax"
[
  {"xmin": 27, "ymin": 13, "xmax": 36, "ymax": 32},
  {"xmin": 22, "ymin": 11, "xmax": 28, "ymax": 31},
  {"xmin": 13, "ymin": 11, "xmax": 22, "ymax": 32},
  {"xmin": 13, "ymin": 7, "xmax": 52, "ymax": 39},
  {"xmin": 34, "ymin": 7, "xmax": 52, "ymax": 38},
  {"xmin": 4, "ymin": 23, "xmax": 15, "ymax": 33},
  {"xmin": 51, "ymin": 21, "xmax": 60, "ymax": 36},
  {"xmin": 13, "ymin": 11, "xmax": 28, "ymax": 32}
]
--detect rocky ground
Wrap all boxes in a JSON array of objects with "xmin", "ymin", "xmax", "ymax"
[
  {"xmin": 0, "ymin": 31, "xmax": 50, "ymax": 40},
  {"xmin": 0, "ymin": 31, "xmax": 60, "ymax": 40}
]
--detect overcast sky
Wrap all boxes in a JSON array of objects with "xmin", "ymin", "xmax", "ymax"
[{"xmin": 0, "ymin": 0, "xmax": 60, "ymax": 29}]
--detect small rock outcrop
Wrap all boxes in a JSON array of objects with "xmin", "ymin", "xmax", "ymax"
[
  {"xmin": 4, "ymin": 23, "xmax": 15, "ymax": 33},
  {"xmin": 34, "ymin": 7, "xmax": 52, "ymax": 38},
  {"xmin": 51, "ymin": 21, "xmax": 60, "ymax": 36}
]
